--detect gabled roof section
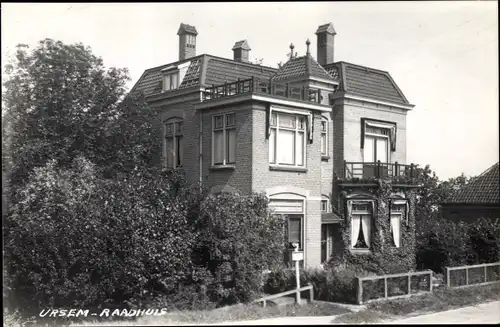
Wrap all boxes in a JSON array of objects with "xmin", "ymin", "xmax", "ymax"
[
  {"xmin": 177, "ymin": 23, "xmax": 198, "ymax": 35},
  {"xmin": 316, "ymin": 23, "xmax": 336, "ymax": 35},
  {"xmin": 232, "ymin": 40, "xmax": 251, "ymax": 51},
  {"xmin": 272, "ymin": 54, "xmax": 337, "ymax": 82},
  {"xmin": 130, "ymin": 54, "xmax": 277, "ymax": 98},
  {"xmin": 444, "ymin": 162, "xmax": 500, "ymax": 205},
  {"xmin": 326, "ymin": 61, "xmax": 411, "ymax": 105}
]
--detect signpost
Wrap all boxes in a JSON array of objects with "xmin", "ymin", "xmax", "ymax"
[{"xmin": 291, "ymin": 243, "xmax": 304, "ymax": 305}]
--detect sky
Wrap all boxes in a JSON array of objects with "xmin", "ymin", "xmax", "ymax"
[{"xmin": 1, "ymin": 2, "xmax": 498, "ymax": 180}]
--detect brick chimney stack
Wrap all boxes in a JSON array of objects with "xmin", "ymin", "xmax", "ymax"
[
  {"xmin": 232, "ymin": 40, "xmax": 251, "ymax": 63},
  {"xmin": 178, "ymin": 23, "xmax": 198, "ymax": 60},
  {"xmin": 315, "ymin": 23, "xmax": 336, "ymax": 66}
]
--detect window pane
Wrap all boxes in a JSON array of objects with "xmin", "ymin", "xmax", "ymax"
[
  {"xmin": 214, "ymin": 130, "xmax": 224, "ymax": 164},
  {"xmin": 227, "ymin": 129, "xmax": 236, "ymax": 164},
  {"xmin": 376, "ymin": 138, "xmax": 388, "ymax": 163},
  {"xmin": 321, "ymin": 134, "xmax": 327, "ymax": 155},
  {"xmin": 171, "ymin": 74, "xmax": 178, "ymax": 89},
  {"xmin": 271, "ymin": 113, "xmax": 277, "ymax": 126},
  {"xmin": 321, "ymin": 200, "xmax": 328, "ymax": 212},
  {"xmin": 278, "ymin": 113, "xmax": 296, "ymax": 128},
  {"xmin": 364, "ymin": 136, "xmax": 375, "ymax": 162},
  {"xmin": 226, "ymin": 113, "xmax": 235, "ymax": 127},
  {"xmin": 214, "ymin": 115, "xmax": 223, "ymax": 129},
  {"xmin": 296, "ymin": 131, "xmax": 304, "ymax": 166},
  {"xmin": 165, "ymin": 123, "xmax": 173, "ymax": 136},
  {"xmin": 269, "ymin": 129, "xmax": 276, "ymax": 164},
  {"xmin": 298, "ymin": 117, "xmax": 305, "ymax": 130},
  {"xmin": 164, "ymin": 76, "xmax": 171, "ymax": 91},
  {"xmin": 176, "ymin": 136, "xmax": 183, "ymax": 167},
  {"xmin": 288, "ymin": 217, "xmax": 301, "ymax": 246},
  {"xmin": 175, "ymin": 122, "xmax": 183, "ymax": 134},
  {"xmin": 166, "ymin": 137, "xmax": 174, "ymax": 168},
  {"xmin": 321, "ymin": 120, "xmax": 327, "ymax": 132},
  {"xmin": 278, "ymin": 129, "xmax": 295, "ymax": 164}
]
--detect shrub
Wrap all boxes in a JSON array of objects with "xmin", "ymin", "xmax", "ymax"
[
  {"xmin": 3, "ymin": 159, "xmax": 201, "ymax": 314},
  {"xmin": 195, "ymin": 192, "xmax": 285, "ymax": 306}
]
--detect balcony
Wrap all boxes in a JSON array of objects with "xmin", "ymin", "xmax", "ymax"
[
  {"xmin": 342, "ymin": 161, "xmax": 420, "ymax": 185},
  {"xmin": 202, "ymin": 77, "xmax": 327, "ymax": 104}
]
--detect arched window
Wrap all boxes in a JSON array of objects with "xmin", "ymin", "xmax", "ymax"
[{"xmin": 164, "ymin": 117, "xmax": 183, "ymax": 168}]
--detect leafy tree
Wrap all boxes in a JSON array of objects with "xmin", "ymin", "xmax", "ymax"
[{"xmin": 2, "ymin": 39, "xmax": 160, "ymax": 200}]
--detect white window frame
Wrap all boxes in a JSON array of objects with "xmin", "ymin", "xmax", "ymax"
[
  {"xmin": 212, "ymin": 113, "xmax": 236, "ymax": 166},
  {"xmin": 164, "ymin": 118, "xmax": 183, "ymax": 168},
  {"xmin": 389, "ymin": 199, "xmax": 408, "ymax": 248},
  {"xmin": 364, "ymin": 128, "xmax": 390, "ymax": 164},
  {"xmin": 163, "ymin": 72, "xmax": 180, "ymax": 92},
  {"xmin": 321, "ymin": 195, "xmax": 330, "ymax": 213},
  {"xmin": 320, "ymin": 116, "xmax": 328, "ymax": 156},
  {"xmin": 349, "ymin": 201, "xmax": 373, "ymax": 250},
  {"xmin": 269, "ymin": 111, "xmax": 307, "ymax": 167}
]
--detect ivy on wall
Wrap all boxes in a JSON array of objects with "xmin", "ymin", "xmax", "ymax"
[{"xmin": 329, "ymin": 178, "xmax": 418, "ymax": 275}]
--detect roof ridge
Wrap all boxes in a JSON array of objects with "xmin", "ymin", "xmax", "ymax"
[
  {"xmin": 475, "ymin": 162, "xmax": 499, "ymax": 179},
  {"xmin": 307, "ymin": 55, "xmax": 335, "ymax": 80}
]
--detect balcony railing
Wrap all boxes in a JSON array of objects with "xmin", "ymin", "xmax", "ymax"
[
  {"xmin": 202, "ymin": 77, "xmax": 326, "ymax": 104},
  {"xmin": 343, "ymin": 161, "xmax": 418, "ymax": 180}
]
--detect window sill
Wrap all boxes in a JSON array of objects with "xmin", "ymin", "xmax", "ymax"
[
  {"xmin": 210, "ymin": 165, "xmax": 235, "ymax": 171},
  {"xmin": 350, "ymin": 248, "xmax": 371, "ymax": 255},
  {"xmin": 269, "ymin": 165, "xmax": 308, "ymax": 173},
  {"xmin": 321, "ymin": 155, "xmax": 330, "ymax": 162}
]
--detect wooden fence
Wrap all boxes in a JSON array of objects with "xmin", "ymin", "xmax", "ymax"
[
  {"xmin": 356, "ymin": 270, "xmax": 433, "ymax": 304},
  {"xmin": 445, "ymin": 262, "xmax": 500, "ymax": 288},
  {"xmin": 252, "ymin": 284, "xmax": 314, "ymax": 308}
]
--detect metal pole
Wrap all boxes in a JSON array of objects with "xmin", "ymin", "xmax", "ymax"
[{"xmin": 295, "ymin": 246, "xmax": 301, "ymax": 305}]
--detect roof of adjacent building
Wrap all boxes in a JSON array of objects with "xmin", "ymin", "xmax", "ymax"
[
  {"xmin": 325, "ymin": 61, "xmax": 411, "ymax": 105},
  {"xmin": 444, "ymin": 162, "xmax": 500, "ymax": 205},
  {"xmin": 177, "ymin": 23, "xmax": 198, "ymax": 35},
  {"xmin": 271, "ymin": 53, "xmax": 337, "ymax": 82}
]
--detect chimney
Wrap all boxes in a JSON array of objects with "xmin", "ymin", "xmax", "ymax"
[
  {"xmin": 177, "ymin": 23, "xmax": 198, "ymax": 60},
  {"xmin": 315, "ymin": 23, "xmax": 336, "ymax": 66},
  {"xmin": 232, "ymin": 40, "xmax": 251, "ymax": 63}
]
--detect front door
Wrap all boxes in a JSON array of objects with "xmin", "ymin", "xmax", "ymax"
[{"xmin": 321, "ymin": 224, "xmax": 335, "ymax": 263}]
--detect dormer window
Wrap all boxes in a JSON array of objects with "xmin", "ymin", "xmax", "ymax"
[{"xmin": 163, "ymin": 72, "xmax": 179, "ymax": 92}]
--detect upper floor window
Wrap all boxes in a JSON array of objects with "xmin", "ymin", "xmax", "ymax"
[
  {"xmin": 362, "ymin": 119, "xmax": 397, "ymax": 164},
  {"xmin": 349, "ymin": 201, "xmax": 373, "ymax": 250},
  {"xmin": 213, "ymin": 113, "xmax": 236, "ymax": 166},
  {"xmin": 165, "ymin": 119, "xmax": 183, "ymax": 168},
  {"xmin": 163, "ymin": 73, "xmax": 179, "ymax": 92},
  {"xmin": 321, "ymin": 195, "xmax": 330, "ymax": 213},
  {"xmin": 269, "ymin": 112, "xmax": 306, "ymax": 167},
  {"xmin": 320, "ymin": 117, "xmax": 328, "ymax": 156}
]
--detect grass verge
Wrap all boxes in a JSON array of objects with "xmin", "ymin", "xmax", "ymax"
[{"xmin": 332, "ymin": 283, "xmax": 500, "ymax": 324}]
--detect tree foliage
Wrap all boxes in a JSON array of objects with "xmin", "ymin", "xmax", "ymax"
[{"xmin": 2, "ymin": 39, "xmax": 160, "ymax": 195}]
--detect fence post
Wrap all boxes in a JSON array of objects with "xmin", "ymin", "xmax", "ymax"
[
  {"xmin": 429, "ymin": 271, "xmax": 433, "ymax": 292},
  {"xmin": 309, "ymin": 285, "xmax": 314, "ymax": 303},
  {"xmin": 466, "ymin": 267, "xmax": 469, "ymax": 286},
  {"xmin": 446, "ymin": 267, "xmax": 450, "ymax": 287},
  {"xmin": 357, "ymin": 277, "xmax": 363, "ymax": 304},
  {"xmin": 263, "ymin": 300, "xmax": 266, "ymax": 308},
  {"xmin": 485, "ymin": 265, "xmax": 488, "ymax": 283},
  {"xmin": 384, "ymin": 277, "xmax": 388, "ymax": 299},
  {"xmin": 408, "ymin": 273, "xmax": 411, "ymax": 295}
]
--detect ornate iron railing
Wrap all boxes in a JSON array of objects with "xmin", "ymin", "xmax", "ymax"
[{"xmin": 343, "ymin": 161, "xmax": 418, "ymax": 180}]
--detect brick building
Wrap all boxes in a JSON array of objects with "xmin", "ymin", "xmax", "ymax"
[{"xmin": 131, "ymin": 22, "xmax": 420, "ymax": 269}]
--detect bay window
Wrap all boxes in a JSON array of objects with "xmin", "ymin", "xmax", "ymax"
[
  {"xmin": 269, "ymin": 112, "xmax": 306, "ymax": 167},
  {"xmin": 165, "ymin": 119, "xmax": 183, "ymax": 168},
  {"xmin": 213, "ymin": 113, "xmax": 236, "ymax": 166}
]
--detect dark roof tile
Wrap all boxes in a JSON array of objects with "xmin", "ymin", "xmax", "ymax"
[
  {"xmin": 445, "ymin": 162, "xmax": 500, "ymax": 205},
  {"xmin": 272, "ymin": 55, "xmax": 336, "ymax": 82},
  {"xmin": 177, "ymin": 23, "xmax": 198, "ymax": 35},
  {"xmin": 316, "ymin": 23, "xmax": 336, "ymax": 35}
]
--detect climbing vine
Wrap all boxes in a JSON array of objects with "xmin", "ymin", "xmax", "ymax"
[{"xmin": 329, "ymin": 178, "xmax": 418, "ymax": 275}]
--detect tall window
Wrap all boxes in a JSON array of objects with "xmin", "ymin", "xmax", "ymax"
[
  {"xmin": 350, "ymin": 202, "xmax": 372, "ymax": 250},
  {"xmin": 165, "ymin": 119, "xmax": 183, "ymax": 168},
  {"xmin": 364, "ymin": 125, "xmax": 389, "ymax": 164},
  {"xmin": 269, "ymin": 199, "xmax": 304, "ymax": 251},
  {"xmin": 320, "ymin": 117, "xmax": 328, "ymax": 156},
  {"xmin": 390, "ymin": 201, "xmax": 406, "ymax": 248},
  {"xmin": 269, "ymin": 112, "xmax": 306, "ymax": 167},
  {"xmin": 321, "ymin": 195, "xmax": 330, "ymax": 213},
  {"xmin": 163, "ymin": 73, "xmax": 179, "ymax": 91},
  {"xmin": 213, "ymin": 113, "xmax": 236, "ymax": 165}
]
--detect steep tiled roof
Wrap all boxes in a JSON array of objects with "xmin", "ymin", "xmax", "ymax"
[
  {"xmin": 130, "ymin": 54, "xmax": 277, "ymax": 97},
  {"xmin": 232, "ymin": 40, "xmax": 251, "ymax": 51},
  {"xmin": 326, "ymin": 62, "xmax": 410, "ymax": 105},
  {"xmin": 445, "ymin": 162, "xmax": 500, "ymax": 205},
  {"xmin": 316, "ymin": 23, "xmax": 336, "ymax": 35},
  {"xmin": 272, "ymin": 54, "xmax": 336, "ymax": 82}
]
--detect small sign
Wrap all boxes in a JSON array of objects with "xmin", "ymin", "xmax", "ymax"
[{"xmin": 291, "ymin": 251, "xmax": 304, "ymax": 261}]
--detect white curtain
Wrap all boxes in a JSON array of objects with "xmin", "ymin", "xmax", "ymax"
[
  {"xmin": 351, "ymin": 215, "xmax": 361, "ymax": 248},
  {"xmin": 296, "ymin": 131, "xmax": 304, "ymax": 166},
  {"xmin": 278, "ymin": 129, "xmax": 295, "ymax": 164},
  {"xmin": 364, "ymin": 137, "xmax": 375, "ymax": 162},
  {"xmin": 376, "ymin": 138, "xmax": 388, "ymax": 163},
  {"xmin": 391, "ymin": 214, "xmax": 401, "ymax": 247},
  {"xmin": 213, "ymin": 130, "xmax": 224, "ymax": 164},
  {"xmin": 405, "ymin": 201, "xmax": 409, "ymax": 224},
  {"xmin": 269, "ymin": 129, "xmax": 276, "ymax": 163},
  {"xmin": 361, "ymin": 215, "xmax": 371, "ymax": 247},
  {"xmin": 307, "ymin": 113, "xmax": 313, "ymax": 142}
]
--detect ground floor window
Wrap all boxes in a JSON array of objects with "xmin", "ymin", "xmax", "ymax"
[{"xmin": 349, "ymin": 201, "xmax": 373, "ymax": 250}]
